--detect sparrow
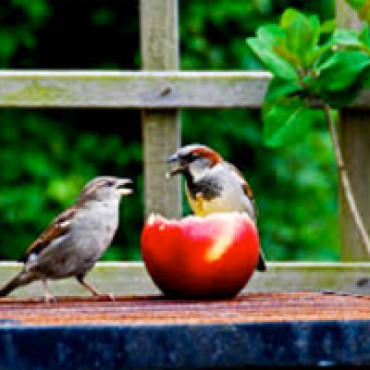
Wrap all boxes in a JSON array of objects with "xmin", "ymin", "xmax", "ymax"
[
  {"xmin": 167, "ymin": 144, "xmax": 266, "ymax": 271},
  {"xmin": 0, "ymin": 176, "xmax": 132, "ymax": 302}
]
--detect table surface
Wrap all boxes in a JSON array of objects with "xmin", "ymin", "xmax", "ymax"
[
  {"xmin": 0, "ymin": 292, "xmax": 369, "ymax": 369},
  {"xmin": 0, "ymin": 291, "xmax": 369, "ymax": 326},
  {"xmin": 0, "ymin": 261, "xmax": 370, "ymax": 370}
]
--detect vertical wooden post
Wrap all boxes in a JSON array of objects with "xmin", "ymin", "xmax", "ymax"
[
  {"xmin": 140, "ymin": 0, "xmax": 182, "ymax": 219},
  {"xmin": 336, "ymin": 0, "xmax": 369, "ymax": 260}
]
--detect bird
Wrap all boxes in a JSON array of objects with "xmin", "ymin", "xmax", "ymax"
[
  {"xmin": 0, "ymin": 176, "xmax": 132, "ymax": 302},
  {"xmin": 167, "ymin": 144, "xmax": 266, "ymax": 271}
]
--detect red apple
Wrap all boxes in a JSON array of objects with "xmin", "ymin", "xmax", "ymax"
[{"xmin": 140, "ymin": 212, "xmax": 260, "ymax": 298}]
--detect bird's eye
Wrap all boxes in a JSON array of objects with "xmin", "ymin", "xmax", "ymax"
[
  {"xmin": 185, "ymin": 152, "xmax": 198, "ymax": 162},
  {"xmin": 106, "ymin": 180, "xmax": 115, "ymax": 187}
]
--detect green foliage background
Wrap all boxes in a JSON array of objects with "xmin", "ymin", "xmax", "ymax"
[{"xmin": 0, "ymin": 0, "xmax": 339, "ymax": 262}]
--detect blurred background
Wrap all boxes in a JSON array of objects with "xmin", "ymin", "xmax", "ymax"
[{"xmin": 0, "ymin": 0, "xmax": 338, "ymax": 262}]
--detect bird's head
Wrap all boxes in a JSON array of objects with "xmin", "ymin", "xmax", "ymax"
[
  {"xmin": 79, "ymin": 176, "xmax": 133, "ymax": 202},
  {"xmin": 167, "ymin": 144, "xmax": 222, "ymax": 179}
]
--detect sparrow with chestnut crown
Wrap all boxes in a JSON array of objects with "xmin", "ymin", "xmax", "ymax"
[{"xmin": 167, "ymin": 144, "xmax": 266, "ymax": 271}]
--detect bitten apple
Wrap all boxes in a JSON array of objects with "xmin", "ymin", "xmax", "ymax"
[{"xmin": 140, "ymin": 212, "xmax": 260, "ymax": 298}]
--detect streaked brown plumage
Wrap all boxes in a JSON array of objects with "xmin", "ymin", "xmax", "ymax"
[{"xmin": 0, "ymin": 176, "xmax": 132, "ymax": 302}]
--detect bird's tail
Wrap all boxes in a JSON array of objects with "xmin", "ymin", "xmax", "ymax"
[
  {"xmin": 0, "ymin": 271, "xmax": 36, "ymax": 297},
  {"xmin": 256, "ymin": 249, "xmax": 267, "ymax": 272}
]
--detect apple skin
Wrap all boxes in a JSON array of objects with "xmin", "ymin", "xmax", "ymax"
[{"xmin": 140, "ymin": 212, "xmax": 260, "ymax": 299}]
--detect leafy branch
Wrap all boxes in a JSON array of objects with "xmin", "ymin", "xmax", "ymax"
[{"xmin": 246, "ymin": 8, "xmax": 370, "ymax": 255}]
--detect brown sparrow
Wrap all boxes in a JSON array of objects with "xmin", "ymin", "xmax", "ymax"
[
  {"xmin": 0, "ymin": 176, "xmax": 132, "ymax": 302},
  {"xmin": 167, "ymin": 144, "xmax": 266, "ymax": 271}
]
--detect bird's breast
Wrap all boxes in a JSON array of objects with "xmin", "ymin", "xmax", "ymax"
[{"xmin": 185, "ymin": 181, "xmax": 255, "ymax": 219}]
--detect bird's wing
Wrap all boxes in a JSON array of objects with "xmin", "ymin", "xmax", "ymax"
[
  {"xmin": 225, "ymin": 162, "xmax": 266, "ymax": 270},
  {"xmin": 225, "ymin": 162, "xmax": 258, "ymax": 218},
  {"xmin": 20, "ymin": 207, "xmax": 77, "ymax": 262},
  {"xmin": 242, "ymin": 181, "xmax": 258, "ymax": 219}
]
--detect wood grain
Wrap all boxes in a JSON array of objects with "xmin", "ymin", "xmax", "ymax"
[
  {"xmin": 0, "ymin": 71, "xmax": 367, "ymax": 108},
  {"xmin": 140, "ymin": 0, "xmax": 181, "ymax": 218},
  {"xmin": 336, "ymin": 0, "xmax": 370, "ymax": 260}
]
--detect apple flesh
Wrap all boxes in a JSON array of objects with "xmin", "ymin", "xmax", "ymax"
[{"xmin": 141, "ymin": 212, "xmax": 260, "ymax": 298}]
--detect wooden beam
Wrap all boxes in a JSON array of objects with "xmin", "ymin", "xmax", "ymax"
[
  {"xmin": 0, "ymin": 262, "xmax": 368, "ymax": 297},
  {"xmin": 0, "ymin": 71, "xmax": 367, "ymax": 109},
  {"xmin": 339, "ymin": 109, "xmax": 370, "ymax": 259},
  {"xmin": 140, "ymin": 0, "xmax": 181, "ymax": 218},
  {"xmin": 336, "ymin": 0, "xmax": 370, "ymax": 260}
]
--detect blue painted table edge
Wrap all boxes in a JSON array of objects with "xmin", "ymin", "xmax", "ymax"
[{"xmin": 0, "ymin": 319, "xmax": 369, "ymax": 369}]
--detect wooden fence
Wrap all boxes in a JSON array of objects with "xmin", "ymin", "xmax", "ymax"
[{"xmin": 0, "ymin": 0, "xmax": 369, "ymax": 296}]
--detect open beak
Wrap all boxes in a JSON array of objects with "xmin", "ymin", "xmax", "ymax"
[
  {"xmin": 117, "ymin": 178, "xmax": 133, "ymax": 195},
  {"xmin": 166, "ymin": 154, "xmax": 185, "ymax": 177}
]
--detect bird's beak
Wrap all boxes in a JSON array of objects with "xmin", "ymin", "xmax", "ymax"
[
  {"xmin": 117, "ymin": 179, "xmax": 133, "ymax": 195},
  {"xmin": 166, "ymin": 154, "xmax": 185, "ymax": 177},
  {"xmin": 167, "ymin": 153, "xmax": 179, "ymax": 163}
]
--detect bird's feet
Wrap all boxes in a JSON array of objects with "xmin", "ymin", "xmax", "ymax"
[
  {"xmin": 42, "ymin": 280, "xmax": 56, "ymax": 304},
  {"xmin": 77, "ymin": 276, "xmax": 115, "ymax": 301},
  {"xmin": 93, "ymin": 292, "xmax": 116, "ymax": 302},
  {"xmin": 43, "ymin": 292, "xmax": 57, "ymax": 304}
]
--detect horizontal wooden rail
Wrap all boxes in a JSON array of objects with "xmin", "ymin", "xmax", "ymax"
[
  {"xmin": 0, "ymin": 261, "xmax": 368, "ymax": 297},
  {"xmin": 0, "ymin": 71, "xmax": 368, "ymax": 109}
]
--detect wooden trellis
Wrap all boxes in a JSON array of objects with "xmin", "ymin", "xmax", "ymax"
[{"xmin": 0, "ymin": 0, "xmax": 368, "ymax": 260}]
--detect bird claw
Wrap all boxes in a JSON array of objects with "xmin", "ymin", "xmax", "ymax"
[
  {"xmin": 95, "ymin": 292, "xmax": 115, "ymax": 302},
  {"xmin": 44, "ymin": 294, "xmax": 57, "ymax": 304},
  {"xmin": 42, "ymin": 280, "xmax": 56, "ymax": 304},
  {"xmin": 106, "ymin": 293, "xmax": 115, "ymax": 302}
]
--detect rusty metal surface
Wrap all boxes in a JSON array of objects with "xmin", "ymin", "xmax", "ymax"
[{"xmin": 0, "ymin": 292, "xmax": 369, "ymax": 326}]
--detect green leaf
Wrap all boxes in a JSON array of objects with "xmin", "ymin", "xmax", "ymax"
[
  {"xmin": 332, "ymin": 29, "xmax": 363, "ymax": 47},
  {"xmin": 280, "ymin": 8, "xmax": 320, "ymax": 65},
  {"xmin": 306, "ymin": 40, "xmax": 334, "ymax": 67},
  {"xmin": 265, "ymin": 77, "xmax": 303, "ymax": 102},
  {"xmin": 246, "ymin": 38, "xmax": 298, "ymax": 80},
  {"xmin": 262, "ymin": 98, "xmax": 315, "ymax": 147},
  {"xmin": 311, "ymin": 14, "xmax": 321, "ymax": 43},
  {"xmin": 319, "ymin": 19, "xmax": 336, "ymax": 34},
  {"xmin": 346, "ymin": 0, "xmax": 366, "ymax": 10},
  {"xmin": 256, "ymin": 24, "xmax": 286, "ymax": 47},
  {"xmin": 248, "ymin": 23, "xmax": 303, "ymax": 76},
  {"xmin": 274, "ymin": 46, "xmax": 304, "ymax": 68},
  {"xmin": 247, "ymin": 37, "xmax": 298, "ymax": 80},
  {"xmin": 255, "ymin": 24, "xmax": 302, "ymax": 67},
  {"xmin": 360, "ymin": 24, "xmax": 370, "ymax": 48},
  {"xmin": 320, "ymin": 67, "xmax": 370, "ymax": 107},
  {"xmin": 317, "ymin": 50, "xmax": 370, "ymax": 91}
]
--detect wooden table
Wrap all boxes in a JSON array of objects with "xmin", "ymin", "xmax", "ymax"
[{"xmin": 0, "ymin": 291, "xmax": 369, "ymax": 369}]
